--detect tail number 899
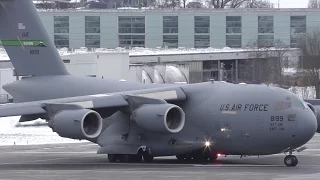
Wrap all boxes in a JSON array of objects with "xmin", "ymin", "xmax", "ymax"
[{"xmin": 271, "ymin": 116, "xmax": 283, "ymax": 121}]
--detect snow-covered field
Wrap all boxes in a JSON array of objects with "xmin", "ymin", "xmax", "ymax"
[{"xmin": 0, "ymin": 116, "xmax": 85, "ymax": 146}]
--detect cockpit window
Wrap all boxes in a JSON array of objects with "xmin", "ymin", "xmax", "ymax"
[
  {"xmin": 283, "ymin": 102, "xmax": 292, "ymax": 109},
  {"xmin": 274, "ymin": 101, "xmax": 292, "ymax": 111},
  {"xmin": 274, "ymin": 96, "xmax": 308, "ymax": 111},
  {"xmin": 291, "ymin": 97, "xmax": 308, "ymax": 109}
]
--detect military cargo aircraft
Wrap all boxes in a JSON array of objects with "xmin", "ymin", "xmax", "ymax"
[{"xmin": 0, "ymin": 0, "xmax": 318, "ymax": 167}]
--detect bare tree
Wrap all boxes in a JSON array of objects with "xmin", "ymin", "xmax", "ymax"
[
  {"xmin": 206, "ymin": 0, "xmax": 274, "ymax": 8},
  {"xmin": 182, "ymin": 0, "xmax": 186, "ymax": 8},
  {"xmin": 244, "ymin": 0, "xmax": 274, "ymax": 8},
  {"xmin": 245, "ymin": 39, "xmax": 290, "ymax": 85},
  {"xmin": 186, "ymin": 1, "xmax": 203, "ymax": 8},
  {"xmin": 308, "ymin": 0, "xmax": 320, "ymax": 8},
  {"xmin": 158, "ymin": 0, "xmax": 180, "ymax": 8},
  {"xmin": 297, "ymin": 28, "xmax": 320, "ymax": 98}
]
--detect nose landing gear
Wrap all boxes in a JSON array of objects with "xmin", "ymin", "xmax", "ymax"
[
  {"xmin": 284, "ymin": 155, "xmax": 298, "ymax": 167},
  {"xmin": 283, "ymin": 146, "xmax": 306, "ymax": 167}
]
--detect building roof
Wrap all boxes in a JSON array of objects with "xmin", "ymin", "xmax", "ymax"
[{"xmin": 0, "ymin": 47, "xmax": 300, "ymax": 61}]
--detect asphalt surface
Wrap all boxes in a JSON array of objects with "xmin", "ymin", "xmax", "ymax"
[{"xmin": 0, "ymin": 135, "xmax": 320, "ymax": 180}]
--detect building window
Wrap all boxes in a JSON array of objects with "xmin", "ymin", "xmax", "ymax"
[
  {"xmin": 258, "ymin": 16, "xmax": 274, "ymax": 33},
  {"xmin": 290, "ymin": 34, "xmax": 305, "ymax": 48},
  {"xmin": 226, "ymin": 16, "xmax": 241, "ymax": 33},
  {"xmin": 119, "ymin": 35, "xmax": 145, "ymax": 47},
  {"xmin": 118, "ymin": 16, "xmax": 145, "ymax": 33},
  {"xmin": 54, "ymin": 16, "xmax": 69, "ymax": 33},
  {"xmin": 258, "ymin": 35, "xmax": 274, "ymax": 47},
  {"xmin": 226, "ymin": 35, "xmax": 241, "ymax": 48},
  {"xmin": 163, "ymin": 16, "xmax": 178, "ymax": 33},
  {"xmin": 54, "ymin": 35, "xmax": 69, "ymax": 48},
  {"xmin": 163, "ymin": 35, "xmax": 178, "ymax": 48},
  {"xmin": 85, "ymin": 35, "xmax": 100, "ymax": 48},
  {"xmin": 195, "ymin": 16, "xmax": 210, "ymax": 33},
  {"xmin": 290, "ymin": 16, "xmax": 306, "ymax": 47},
  {"xmin": 85, "ymin": 16, "xmax": 100, "ymax": 33},
  {"xmin": 194, "ymin": 35, "xmax": 210, "ymax": 48},
  {"xmin": 291, "ymin": 16, "xmax": 306, "ymax": 34}
]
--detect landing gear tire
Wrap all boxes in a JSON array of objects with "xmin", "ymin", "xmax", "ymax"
[
  {"xmin": 143, "ymin": 154, "xmax": 154, "ymax": 163},
  {"xmin": 284, "ymin": 155, "xmax": 298, "ymax": 167},
  {"xmin": 176, "ymin": 155, "xmax": 186, "ymax": 161},
  {"xmin": 108, "ymin": 154, "xmax": 118, "ymax": 162},
  {"xmin": 118, "ymin": 154, "xmax": 130, "ymax": 162},
  {"xmin": 129, "ymin": 154, "xmax": 142, "ymax": 163}
]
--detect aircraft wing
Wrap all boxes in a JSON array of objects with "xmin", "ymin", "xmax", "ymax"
[{"xmin": 0, "ymin": 86, "xmax": 187, "ymax": 121}]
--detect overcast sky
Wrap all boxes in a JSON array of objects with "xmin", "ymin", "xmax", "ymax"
[{"xmin": 270, "ymin": 0, "xmax": 309, "ymax": 8}]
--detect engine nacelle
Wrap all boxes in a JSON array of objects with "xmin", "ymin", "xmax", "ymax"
[
  {"xmin": 131, "ymin": 104, "xmax": 185, "ymax": 134},
  {"xmin": 306, "ymin": 103, "xmax": 320, "ymax": 133},
  {"xmin": 50, "ymin": 109, "xmax": 103, "ymax": 140}
]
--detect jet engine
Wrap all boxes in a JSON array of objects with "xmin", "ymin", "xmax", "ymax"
[
  {"xmin": 306, "ymin": 103, "xmax": 320, "ymax": 133},
  {"xmin": 131, "ymin": 104, "xmax": 185, "ymax": 134},
  {"xmin": 49, "ymin": 109, "xmax": 103, "ymax": 140}
]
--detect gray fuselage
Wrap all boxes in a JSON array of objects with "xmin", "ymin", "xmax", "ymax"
[{"xmin": 3, "ymin": 75, "xmax": 317, "ymax": 156}]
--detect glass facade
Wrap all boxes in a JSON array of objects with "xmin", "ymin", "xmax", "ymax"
[
  {"xmin": 54, "ymin": 35, "xmax": 69, "ymax": 48},
  {"xmin": 119, "ymin": 35, "xmax": 145, "ymax": 47},
  {"xmin": 85, "ymin": 16, "xmax": 100, "ymax": 33},
  {"xmin": 163, "ymin": 35, "xmax": 178, "ymax": 48},
  {"xmin": 163, "ymin": 16, "xmax": 178, "ymax": 34},
  {"xmin": 85, "ymin": 16, "xmax": 100, "ymax": 48},
  {"xmin": 118, "ymin": 16, "xmax": 145, "ymax": 33},
  {"xmin": 226, "ymin": 35, "xmax": 241, "ymax": 48},
  {"xmin": 54, "ymin": 16, "xmax": 69, "ymax": 33},
  {"xmin": 85, "ymin": 35, "xmax": 100, "ymax": 48},
  {"xmin": 258, "ymin": 35, "xmax": 274, "ymax": 47},
  {"xmin": 194, "ymin": 35, "xmax": 210, "ymax": 48},
  {"xmin": 54, "ymin": 16, "xmax": 69, "ymax": 48},
  {"xmin": 258, "ymin": 16, "xmax": 274, "ymax": 33},
  {"xmin": 226, "ymin": 16, "xmax": 241, "ymax": 48},
  {"xmin": 290, "ymin": 16, "xmax": 306, "ymax": 48},
  {"xmin": 194, "ymin": 16, "xmax": 210, "ymax": 48},
  {"xmin": 47, "ymin": 12, "xmax": 316, "ymax": 49},
  {"xmin": 226, "ymin": 16, "xmax": 241, "ymax": 33},
  {"xmin": 118, "ymin": 16, "xmax": 145, "ymax": 47},
  {"xmin": 194, "ymin": 16, "xmax": 210, "ymax": 33}
]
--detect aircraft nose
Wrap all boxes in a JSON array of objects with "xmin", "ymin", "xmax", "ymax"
[{"xmin": 295, "ymin": 109, "xmax": 317, "ymax": 147}]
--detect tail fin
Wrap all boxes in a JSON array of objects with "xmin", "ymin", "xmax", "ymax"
[{"xmin": 0, "ymin": 0, "xmax": 70, "ymax": 76}]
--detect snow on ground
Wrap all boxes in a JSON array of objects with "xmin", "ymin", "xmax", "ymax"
[
  {"xmin": 0, "ymin": 116, "xmax": 86, "ymax": 146},
  {"xmin": 289, "ymin": 86, "xmax": 316, "ymax": 99},
  {"xmin": 0, "ymin": 46, "xmax": 299, "ymax": 60}
]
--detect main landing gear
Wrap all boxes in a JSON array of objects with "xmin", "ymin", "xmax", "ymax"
[
  {"xmin": 107, "ymin": 148, "xmax": 154, "ymax": 163},
  {"xmin": 176, "ymin": 149, "xmax": 218, "ymax": 163},
  {"xmin": 107, "ymin": 154, "xmax": 154, "ymax": 163}
]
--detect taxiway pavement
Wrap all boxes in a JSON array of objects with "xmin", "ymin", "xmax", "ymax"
[{"xmin": 0, "ymin": 135, "xmax": 320, "ymax": 180}]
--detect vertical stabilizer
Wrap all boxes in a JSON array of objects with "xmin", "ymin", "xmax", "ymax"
[{"xmin": 0, "ymin": 0, "xmax": 70, "ymax": 76}]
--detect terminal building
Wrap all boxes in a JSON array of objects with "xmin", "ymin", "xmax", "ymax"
[{"xmin": 36, "ymin": 8, "xmax": 319, "ymax": 49}]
